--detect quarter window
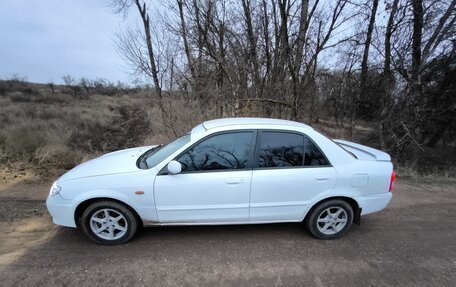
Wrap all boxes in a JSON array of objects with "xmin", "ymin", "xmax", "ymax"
[
  {"xmin": 304, "ymin": 137, "xmax": 329, "ymax": 166},
  {"xmin": 258, "ymin": 132, "xmax": 304, "ymax": 167},
  {"xmin": 177, "ymin": 132, "xmax": 253, "ymax": 172}
]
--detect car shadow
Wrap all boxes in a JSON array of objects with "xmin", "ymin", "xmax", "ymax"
[{"xmin": 13, "ymin": 220, "xmax": 371, "ymax": 259}]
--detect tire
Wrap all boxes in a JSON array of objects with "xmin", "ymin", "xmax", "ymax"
[
  {"xmin": 81, "ymin": 201, "xmax": 138, "ymax": 245},
  {"xmin": 305, "ymin": 199, "xmax": 354, "ymax": 239}
]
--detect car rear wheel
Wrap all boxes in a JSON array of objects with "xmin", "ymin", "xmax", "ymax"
[
  {"xmin": 305, "ymin": 199, "xmax": 353, "ymax": 239},
  {"xmin": 81, "ymin": 201, "xmax": 138, "ymax": 245}
]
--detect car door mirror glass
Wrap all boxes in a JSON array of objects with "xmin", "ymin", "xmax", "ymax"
[{"xmin": 167, "ymin": 160, "xmax": 182, "ymax": 174}]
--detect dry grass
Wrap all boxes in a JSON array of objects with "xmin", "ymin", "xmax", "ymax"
[
  {"xmin": 0, "ymin": 80, "xmax": 163, "ymax": 181},
  {"xmin": 0, "ymin": 80, "xmax": 454, "ymax": 183}
]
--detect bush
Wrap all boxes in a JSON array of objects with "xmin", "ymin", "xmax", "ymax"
[
  {"xmin": 67, "ymin": 105, "xmax": 151, "ymax": 153},
  {"xmin": 34, "ymin": 144, "xmax": 83, "ymax": 170},
  {"xmin": 3, "ymin": 125, "xmax": 48, "ymax": 159},
  {"xmin": 9, "ymin": 92, "xmax": 35, "ymax": 103},
  {"xmin": 0, "ymin": 79, "xmax": 38, "ymax": 97}
]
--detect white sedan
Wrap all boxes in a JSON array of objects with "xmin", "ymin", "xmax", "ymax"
[{"xmin": 46, "ymin": 118, "xmax": 395, "ymax": 244}]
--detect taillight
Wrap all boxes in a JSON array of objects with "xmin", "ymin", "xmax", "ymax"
[{"xmin": 389, "ymin": 170, "xmax": 396, "ymax": 192}]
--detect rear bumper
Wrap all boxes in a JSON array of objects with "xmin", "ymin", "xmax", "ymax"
[
  {"xmin": 356, "ymin": 192, "xmax": 392, "ymax": 216},
  {"xmin": 46, "ymin": 195, "xmax": 77, "ymax": 228}
]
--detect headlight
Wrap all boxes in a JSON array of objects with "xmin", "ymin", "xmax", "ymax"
[{"xmin": 49, "ymin": 181, "xmax": 62, "ymax": 196}]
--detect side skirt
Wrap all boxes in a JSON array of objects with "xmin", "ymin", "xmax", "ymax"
[{"xmin": 142, "ymin": 219, "xmax": 302, "ymax": 227}]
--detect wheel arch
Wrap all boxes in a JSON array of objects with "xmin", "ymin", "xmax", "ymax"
[
  {"xmin": 74, "ymin": 197, "xmax": 143, "ymax": 228},
  {"xmin": 303, "ymin": 196, "xmax": 361, "ymax": 225}
]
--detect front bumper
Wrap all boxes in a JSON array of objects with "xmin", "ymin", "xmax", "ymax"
[
  {"xmin": 356, "ymin": 192, "xmax": 392, "ymax": 216},
  {"xmin": 46, "ymin": 194, "xmax": 77, "ymax": 228}
]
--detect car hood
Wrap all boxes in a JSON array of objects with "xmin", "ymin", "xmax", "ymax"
[{"xmin": 59, "ymin": 145, "xmax": 156, "ymax": 182}]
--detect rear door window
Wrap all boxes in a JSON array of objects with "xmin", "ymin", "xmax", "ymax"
[{"xmin": 257, "ymin": 132, "xmax": 304, "ymax": 168}]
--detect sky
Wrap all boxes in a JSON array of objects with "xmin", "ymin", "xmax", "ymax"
[{"xmin": 0, "ymin": 0, "xmax": 129, "ymax": 84}]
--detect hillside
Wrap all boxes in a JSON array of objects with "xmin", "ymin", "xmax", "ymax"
[{"xmin": 0, "ymin": 79, "xmax": 454, "ymax": 185}]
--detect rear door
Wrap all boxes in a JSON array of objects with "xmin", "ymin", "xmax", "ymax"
[{"xmin": 249, "ymin": 131, "xmax": 337, "ymax": 222}]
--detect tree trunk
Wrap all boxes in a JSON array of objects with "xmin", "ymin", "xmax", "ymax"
[
  {"xmin": 242, "ymin": 0, "xmax": 260, "ymax": 98},
  {"xmin": 134, "ymin": 0, "xmax": 162, "ymax": 100},
  {"xmin": 411, "ymin": 0, "xmax": 423, "ymax": 96},
  {"xmin": 294, "ymin": 0, "xmax": 309, "ymax": 74},
  {"xmin": 379, "ymin": 0, "xmax": 399, "ymax": 150},
  {"xmin": 360, "ymin": 0, "xmax": 379, "ymax": 97},
  {"xmin": 351, "ymin": 0, "xmax": 378, "ymax": 139},
  {"xmin": 177, "ymin": 0, "xmax": 196, "ymax": 80}
]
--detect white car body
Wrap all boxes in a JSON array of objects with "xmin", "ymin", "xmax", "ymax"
[{"xmin": 47, "ymin": 118, "xmax": 393, "ymax": 230}]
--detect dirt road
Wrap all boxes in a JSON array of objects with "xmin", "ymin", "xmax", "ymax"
[{"xmin": 0, "ymin": 179, "xmax": 455, "ymax": 286}]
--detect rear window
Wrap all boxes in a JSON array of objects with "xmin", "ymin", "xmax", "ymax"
[{"xmin": 315, "ymin": 129, "xmax": 358, "ymax": 159}]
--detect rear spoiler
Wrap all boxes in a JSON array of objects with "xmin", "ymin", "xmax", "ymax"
[{"xmin": 333, "ymin": 139, "xmax": 391, "ymax": 162}]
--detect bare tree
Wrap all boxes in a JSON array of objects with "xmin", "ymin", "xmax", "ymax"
[
  {"xmin": 62, "ymin": 75, "xmax": 75, "ymax": 86},
  {"xmin": 108, "ymin": 0, "xmax": 455, "ymax": 164},
  {"xmin": 112, "ymin": 0, "xmax": 182, "ymax": 136}
]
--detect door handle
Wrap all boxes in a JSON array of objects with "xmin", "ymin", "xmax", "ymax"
[
  {"xmin": 225, "ymin": 177, "xmax": 244, "ymax": 184},
  {"xmin": 315, "ymin": 174, "xmax": 330, "ymax": 181}
]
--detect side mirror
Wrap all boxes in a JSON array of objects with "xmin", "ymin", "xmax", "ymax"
[{"xmin": 167, "ymin": 160, "xmax": 182, "ymax": 174}]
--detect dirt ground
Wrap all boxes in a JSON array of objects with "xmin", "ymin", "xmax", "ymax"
[{"xmin": 0, "ymin": 178, "xmax": 455, "ymax": 286}]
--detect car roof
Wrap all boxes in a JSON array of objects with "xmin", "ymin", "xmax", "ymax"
[{"xmin": 201, "ymin": 117, "xmax": 313, "ymax": 130}]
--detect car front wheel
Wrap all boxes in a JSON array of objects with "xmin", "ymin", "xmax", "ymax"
[
  {"xmin": 305, "ymin": 199, "xmax": 354, "ymax": 239},
  {"xmin": 81, "ymin": 201, "xmax": 138, "ymax": 244}
]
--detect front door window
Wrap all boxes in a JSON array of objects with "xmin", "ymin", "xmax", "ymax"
[{"xmin": 177, "ymin": 132, "xmax": 254, "ymax": 172}]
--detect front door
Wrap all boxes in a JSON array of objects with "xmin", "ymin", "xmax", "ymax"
[{"xmin": 154, "ymin": 131, "xmax": 255, "ymax": 223}]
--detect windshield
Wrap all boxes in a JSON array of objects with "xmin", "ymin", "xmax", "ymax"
[{"xmin": 145, "ymin": 133, "xmax": 191, "ymax": 168}]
